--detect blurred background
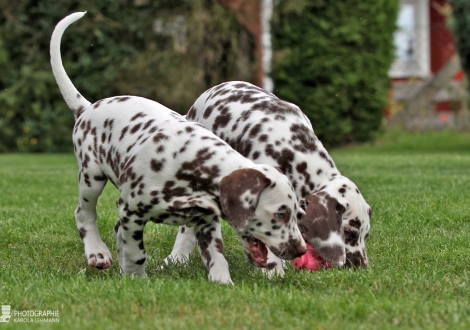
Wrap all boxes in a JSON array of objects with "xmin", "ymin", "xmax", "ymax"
[{"xmin": 0, "ymin": 0, "xmax": 469, "ymax": 152}]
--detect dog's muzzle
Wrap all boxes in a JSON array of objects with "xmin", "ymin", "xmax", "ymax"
[{"xmin": 269, "ymin": 239, "xmax": 307, "ymax": 261}]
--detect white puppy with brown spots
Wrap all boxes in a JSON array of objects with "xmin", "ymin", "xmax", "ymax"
[
  {"xmin": 168, "ymin": 81, "xmax": 372, "ymax": 274},
  {"xmin": 50, "ymin": 13, "xmax": 306, "ymax": 284}
]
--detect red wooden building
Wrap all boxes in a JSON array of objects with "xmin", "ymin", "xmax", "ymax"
[{"xmin": 389, "ymin": 0, "xmax": 466, "ymax": 128}]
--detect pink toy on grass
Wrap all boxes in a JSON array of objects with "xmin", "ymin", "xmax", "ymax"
[{"xmin": 292, "ymin": 243, "xmax": 332, "ymax": 271}]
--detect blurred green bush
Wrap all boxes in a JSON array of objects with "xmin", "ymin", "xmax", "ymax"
[
  {"xmin": 272, "ymin": 0, "xmax": 398, "ymax": 148},
  {"xmin": 0, "ymin": 0, "xmax": 398, "ymax": 152},
  {"xmin": 0, "ymin": 0, "xmax": 252, "ymax": 152}
]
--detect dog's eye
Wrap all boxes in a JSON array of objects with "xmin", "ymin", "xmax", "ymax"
[{"xmin": 275, "ymin": 212, "xmax": 285, "ymax": 219}]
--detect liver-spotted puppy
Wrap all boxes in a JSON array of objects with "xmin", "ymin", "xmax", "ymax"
[
  {"xmin": 50, "ymin": 13, "xmax": 306, "ymax": 284},
  {"xmin": 167, "ymin": 81, "xmax": 372, "ymax": 274}
]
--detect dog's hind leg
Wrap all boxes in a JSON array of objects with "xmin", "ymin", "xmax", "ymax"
[
  {"xmin": 116, "ymin": 202, "xmax": 147, "ymax": 276},
  {"xmin": 75, "ymin": 167, "xmax": 113, "ymax": 269},
  {"xmin": 161, "ymin": 225, "xmax": 196, "ymax": 268}
]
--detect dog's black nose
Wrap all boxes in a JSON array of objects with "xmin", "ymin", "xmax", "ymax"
[{"xmin": 294, "ymin": 245, "xmax": 307, "ymax": 258}]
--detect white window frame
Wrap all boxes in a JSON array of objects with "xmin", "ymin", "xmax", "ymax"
[{"xmin": 389, "ymin": 0, "xmax": 430, "ymax": 78}]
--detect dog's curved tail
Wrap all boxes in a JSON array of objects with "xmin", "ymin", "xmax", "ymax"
[{"xmin": 50, "ymin": 12, "xmax": 91, "ymax": 119}]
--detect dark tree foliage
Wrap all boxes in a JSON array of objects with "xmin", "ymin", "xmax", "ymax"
[
  {"xmin": 0, "ymin": 0, "xmax": 254, "ymax": 152},
  {"xmin": 449, "ymin": 0, "xmax": 470, "ymax": 86},
  {"xmin": 272, "ymin": 0, "xmax": 399, "ymax": 148}
]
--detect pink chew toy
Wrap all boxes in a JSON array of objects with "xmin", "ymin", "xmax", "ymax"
[{"xmin": 292, "ymin": 243, "xmax": 332, "ymax": 271}]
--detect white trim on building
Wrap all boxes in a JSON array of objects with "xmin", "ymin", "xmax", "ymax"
[
  {"xmin": 389, "ymin": 0, "xmax": 430, "ymax": 78},
  {"xmin": 261, "ymin": 0, "xmax": 274, "ymax": 92}
]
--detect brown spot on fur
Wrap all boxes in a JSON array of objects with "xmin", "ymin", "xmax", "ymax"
[
  {"xmin": 150, "ymin": 158, "xmax": 166, "ymax": 172},
  {"xmin": 130, "ymin": 112, "xmax": 146, "ymax": 121},
  {"xmin": 130, "ymin": 123, "xmax": 142, "ymax": 134},
  {"xmin": 349, "ymin": 218, "xmax": 361, "ymax": 229},
  {"xmin": 79, "ymin": 227, "xmax": 87, "ymax": 239}
]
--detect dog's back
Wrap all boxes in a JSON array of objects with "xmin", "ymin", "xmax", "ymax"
[
  {"xmin": 74, "ymin": 95, "xmax": 255, "ymax": 202},
  {"xmin": 187, "ymin": 81, "xmax": 340, "ymax": 197}
]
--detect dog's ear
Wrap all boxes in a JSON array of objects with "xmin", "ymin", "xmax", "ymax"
[
  {"xmin": 219, "ymin": 168, "xmax": 271, "ymax": 232},
  {"xmin": 299, "ymin": 193, "xmax": 346, "ymax": 266}
]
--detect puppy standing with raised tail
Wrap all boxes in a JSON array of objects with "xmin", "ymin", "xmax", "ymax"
[{"xmin": 50, "ymin": 13, "xmax": 306, "ymax": 284}]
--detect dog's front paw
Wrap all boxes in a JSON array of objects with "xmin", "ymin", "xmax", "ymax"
[
  {"xmin": 207, "ymin": 262, "xmax": 233, "ymax": 285},
  {"xmin": 86, "ymin": 244, "xmax": 113, "ymax": 269},
  {"xmin": 261, "ymin": 261, "xmax": 285, "ymax": 278},
  {"xmin": 208, "ymin": 273, "xmax": 234, "ymax": 285}
]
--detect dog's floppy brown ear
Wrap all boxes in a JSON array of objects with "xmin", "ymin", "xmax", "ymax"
[
  {"xmin": 300, "ymin": 193, "xmax": 346, "ymax": 266},
  {"xmin": 219, "ymin": 168, "xmax": 271, "ymax": 232}
]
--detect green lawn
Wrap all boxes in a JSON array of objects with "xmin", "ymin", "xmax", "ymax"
[{"xmin": 1, "ymin": 131, "xmax": 469, "ymax": 329}]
